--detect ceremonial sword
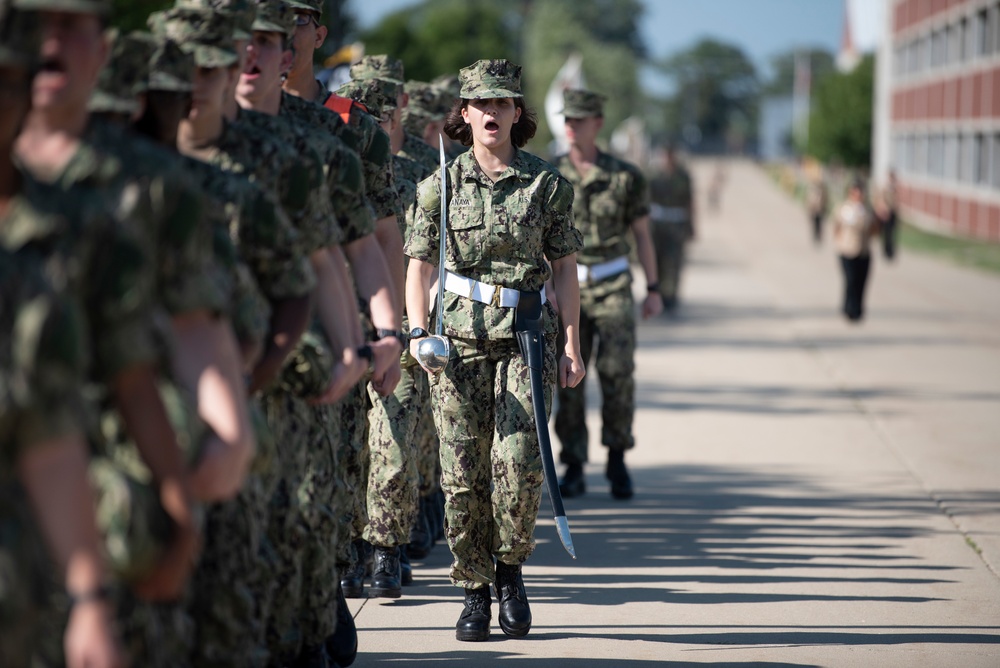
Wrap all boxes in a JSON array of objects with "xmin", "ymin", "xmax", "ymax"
[{"xmin": 415, "ymin": 135, "xmax": 452, "ymax": 371}]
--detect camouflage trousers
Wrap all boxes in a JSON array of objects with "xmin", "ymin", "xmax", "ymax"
[
  {"xmin": 650, "ymin": 220, "xmax": 688, "ymax": 301},
  {"xmin": 430, "ymin": 335, "xmax": 555, "ymax": 589},
  {"xmin": 555, "ymin": 283, "xmax": 636, "ymax": 465},
  {"xmin": 296, "ymin": 402, "xmax": 340, "ymax": 647},
  {"xmin": 363, "ymin": 363, "xmax": 423, "ymax": 547},
  {"xmin": 414, "ymin": 382, "xmax": 441, "ymax": 498},
  {"xmin": 188, "ymin": 400, "xmax": 277, "ymax": 668},
  {"xmin": 335, "ymin": 379, "xmax": 371, "ymax": 570},
  {"xmin": 261, "ymin": 389, "xmax": 312, "ymax": 664}
]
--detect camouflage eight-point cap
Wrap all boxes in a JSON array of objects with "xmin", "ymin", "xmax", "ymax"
[
  {"xmin": 157, "ymin": 7, "xmax": 238, "ymax": 68},
  {"xmin": 175, "ymin": 0, "xmax": 256, "ymax": 40},
  {"xmin": 404, "ymin": 80, "xmax": 448, "ymax": 120},
  {"xmin": 285, "ymin": 0, "xmax": 322, "ymax": 14},
  {"xmin": 350, "ymin": 54, "xmax": 404, "ymax": 85},
  {"xmin": 561, "ymin": 88, "xmax": 606, "ymax": 119},
  {"xmin": 89, "ymin": 30, "xmax": 152, "ymax": 114},
  {"xmin": 336, "ymin": 77, "xmax": 397, "ymax": 118},
  {"xmin": 147, "ymin": 36, "xmax": 195, "ymax": 93},
  {"xmin": 0, "ymin": 0, "xmax": 39, "ymax": 67},
  {"xmin": 252, "ymin": 0, "xmax": 295, "ymax": 38},
  {"xmin": 13, "ymin": 0, "xmax": 109, "ymax": 15},
  {"xmin": 458, "ymin": 59, "xmax": 523, "ymax": 100}
]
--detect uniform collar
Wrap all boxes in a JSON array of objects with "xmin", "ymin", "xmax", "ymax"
[
  {"xmin": 459, "ymin": 147, "xmax": 533, "ymax": 185},
  {"xmin": 560, "ymin": 148, "xmax": 613, "ymax": 186}
]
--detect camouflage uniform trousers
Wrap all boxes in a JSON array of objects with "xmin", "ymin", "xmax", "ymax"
[
  {"xmin": 650, "ymin": 219, "xmax": 689, "ymax": 301},
  {"xmin": 430, "ymin": 334, "xmax": 556, "ymax": 589},
  {"xmin": 363, "ymin": 361, "xmax": 423, "ymax": 548},
  {"xmin": 335, "ymin": 379, "xmax": 371, "ymax": 572},
  {"xmin": 414, "ymin": 374, "xmax": 440, "ymax": 499},
  {"xmin": 555, "ymin": 283, "xmax": 636, "ymax": 465},
  {"xmin": 261, "ymin": 388, "xmax": 312, "ymax": 664},
  {"xmin": 188, "ymin": 399, "xmax": 277, "ymax": 668},
  {"xmin": 90, "ymin": 380, "xmax": 208, "ymax": 668},
  {"xmin": 296, "ymin": 401, "xmax": 340, "ymax": 648}
]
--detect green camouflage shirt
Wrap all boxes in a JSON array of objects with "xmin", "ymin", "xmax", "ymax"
[
  {"xmin": 279, "ymin": 92, "xmax": 375, "ymax": 244},
  {"xmin": 239, "ymin": 107, "xmax": 347, "ymax": 252},
  {"xmin": 0, "ymin": 173, "xmax": 157, "ymax": 385},
  {"xmin": 554, "ymin": 150, "xmax": 649, "ymax": 268},
  {"xmin": 314, "ymin": 86, "xmax": 403, "ymax": 224},
  {"xmin": 405, "ymin": 149, "xmax": 582, "ymax": 340},
  {"xmin": 399, "ymin": 131, "xmax": 437, "ymax": 176},
  {"xmin": 391, "ymin": 154, "xmax": 421, "ymax": 245},
  {"xmin": 52, "ymin": 118, "xmax": 225, "ymax": 318},
  {"xmin": 0, "ymin": 248, "xmax": 87, "ymax": 462}
]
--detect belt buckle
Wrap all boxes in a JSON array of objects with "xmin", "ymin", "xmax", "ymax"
[{"xmin": 490, "ymin": 286, "xmax": 503, "ymax": 308}]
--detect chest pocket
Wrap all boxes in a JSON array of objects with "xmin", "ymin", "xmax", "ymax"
[
  {"xmin": 446, "ymin": 193, "xmax": 485, "ymax": 268},
  {"xmin": 588, "ymin": 177, "xmax": 626, "ymax": 242},
  {"xmin": 501, "ymin": 190, "xmax": 545, "ymax": 261}
]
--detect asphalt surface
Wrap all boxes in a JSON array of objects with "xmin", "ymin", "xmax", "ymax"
[{"xmin": 346, "ymin": 160, "xmax": 1000, "ymax": 667}]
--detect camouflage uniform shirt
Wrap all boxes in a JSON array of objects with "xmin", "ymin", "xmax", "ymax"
[{"xmin": 405, "ymin": 148, "xmax": 582, "ymax": 340}]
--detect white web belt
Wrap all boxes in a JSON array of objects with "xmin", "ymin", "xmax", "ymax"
[
  {"xmin": 444, "ymin": 271, "xmax": 546, "ymax": 308},
  {"xmin": 576, "ymin": 255, "xmax": 630, "ymax": 285}
]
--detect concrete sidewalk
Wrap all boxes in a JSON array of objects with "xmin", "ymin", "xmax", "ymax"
[{"xmin": 348, "ymin": 160, "xmax": 1000, "ymax": 666}]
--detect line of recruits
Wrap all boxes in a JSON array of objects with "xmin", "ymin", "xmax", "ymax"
[{"xmin": 0, "ymin": 0, "xmax": 686, "ymax": 665}]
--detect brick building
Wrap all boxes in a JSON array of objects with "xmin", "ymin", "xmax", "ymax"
[{"xmin": 873, "ymin": 0, "xmax": 1000, "ymax": 241}]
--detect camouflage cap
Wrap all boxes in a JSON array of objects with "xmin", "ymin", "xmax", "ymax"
[
  {"xmin": 252, "ymin": 0, "xmax": 294, "ymax": 38},
  {"xmin": 156, "ymin": 7, "xmax": 238, "ymax": 68},
  {"xmin": 0, "ymin": 1, "xmax": 39, "ymax": 68},
  {"xmin": 147, "ymin": 37, "xmax": 194, "ymax": 93},
  {"xmin": 89, "ymin": 31, "xmax": 153, "ymax": 114},
  {"xmin": 561, "ymin": 88, "xmax": 606, "ymax": 118},
  {"xmin": 174, "ymin": 0, "xmax": 256, "ymax": 40},
  {"xmin": 404, "ymin": 80, "xmax": 447, "ymax": 120},
  {"xmin": 13, "ymin": 0, "xmax": 109, "ymax": 15},
  {"xmin": 336, "ymin": 77, "xmax": 396, "ymax": 118},
  {"xmin": 350, "ymin": 54, "xmax": 403, "ymax": 84},
  {"xmin": 458, "ymin": 59, "xmax": 522, "ymax": 100},
  {"xmin": 284, "ymin": 0, "xmax": 322, "ymax": 14},
  {"xmin": 432, "ymin": 73, "xmax": 460, "ymax": 101}
]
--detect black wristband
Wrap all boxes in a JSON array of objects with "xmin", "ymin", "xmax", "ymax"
[
  {"xmin": 646, "ymin": 282, "xmax": 660, "ymax": 293},
  {"xmin": 68, "ymin": 585, "xmax": 113, "ymax": 607},
  {"xmin": 357, "ymin": 344, "xmax": 373, "ymax": 360},
  {"xmin": 376, "ymin": 328, "xmax": 405, "ymax": 346}
]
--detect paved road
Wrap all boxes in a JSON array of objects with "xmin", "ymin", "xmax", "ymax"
[{"xmin": 348, "ymin": 160, "xmax": 1000, "ymax": 666}]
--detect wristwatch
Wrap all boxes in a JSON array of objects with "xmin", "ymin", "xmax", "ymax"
[
  {"xmin": 376, "ymin": 328, "xmax": 405, "ymax": 346},
  {"xmin": 408, "ymin": 327, "xmax": 429, "ymax": 340}
]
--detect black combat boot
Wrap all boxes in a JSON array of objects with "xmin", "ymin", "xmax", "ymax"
[
  {"xmin": 494, "ymin": 561, "xmax": 531, "ymax": 637},
  {"xmin": 369, "ymin": 546, "xmax": 402, "ymax": 598},
  {"xmin": 455, "ymin": 587, "xmax": 491, "ymax": 642},
  {"xmin": 399, "ymin": 545, "xmax": 413, "ymax": 585},
  {"xmin": 340, "ymin": 548, "xmax": 365, "ymax": 599},
  {"xmin": 559, "ymin": 462, "xmax": 586, "ymax": 498},
  {"xmin": 606, "ymin": 449, "xmax": 633, "ymax": 500},
  {"xmin": 408, "ymin": 501, "xmax": 433, "ymax": 559},
  {"xmin": 325, "ymin": 584, "xmax": 357, "ymax": 667}
]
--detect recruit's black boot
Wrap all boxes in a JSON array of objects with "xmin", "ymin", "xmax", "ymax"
[
  {"xmin": 369, "ymin": 546, "xmax": 402, "ymax": 598},
  {"xmin": 408, "ymin": 501, "xmax": 433, "ymax": 559},
  {"xmin": 325, "ymin": 585, "xmax": 357, "ymax": 667},
  {"xmin": 606, "ymin": 449, "xmax": 634, "ymax": 500},
  {"xmin": 292, "ymin": 642, "xmax": 330, "ymax": 668},
  {"xmin": 559, "ymin": 463, "xmax": 586, "ymax": 498},
  {"xmin": 494, "ymin": 561, "xmax": 532, "ymax": 637},
  {"xmin": 455, "ymin": 587, "xmax": 491, "ymax": 642},
  {"xmin": 399, "ymin": 545, "xmax": 413, "ymax": 585}
]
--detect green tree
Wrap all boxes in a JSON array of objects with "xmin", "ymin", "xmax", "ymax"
[
  {"xmin": 764, "ymin": 48, "xmax": 835, "ymax": 97},
  {"xmin": 806, "ymin": 54, "xmax": 874, "ymax": 167},
  {"xmin": 360, "ymin": 0, "xmax": 517, "ymax": 83},
  {"xmin": 659, "ymin": 38, "xmax": 759, "ymax": 152}
]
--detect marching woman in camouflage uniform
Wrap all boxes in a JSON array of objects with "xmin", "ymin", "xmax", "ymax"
[{"xmin": 404, "ymin": 59, "xmax": 585, "ymax": 642}]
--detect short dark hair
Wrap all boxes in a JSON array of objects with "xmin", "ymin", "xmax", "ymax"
[{"xmin": 443, "ymin": 98, "xmax": 538, "ymax": 149}]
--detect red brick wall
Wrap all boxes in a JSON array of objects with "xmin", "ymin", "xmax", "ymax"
[{"xmin": 899, "ymin": 182, "xmax": 1000, "ymax": 240}]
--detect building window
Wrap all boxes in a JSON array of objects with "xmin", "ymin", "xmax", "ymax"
[
  {"xmin": 976, "ymin": 8, "xmax": 990, "ymax": 57},
  {"xmin": 949, "ymin": 21, "xmax": 962, "ymax": 64},
  {"xmin": 992, "ymin": 133, "xmax": 1000, "ymax": 189},
  {"xmin": 960, "ymin": 134, "xmax": 974, "ymax": 183},
  {"xmin": 961, "ymin": 17, "xmax": 971, "ymax": 62},
  {"xmin": 946, "ymin": 134, "xmax": 960, "ymax": 181},
  {"xmin": 974, "ymin": 133, "xmax": 988, "ymax": 184}
]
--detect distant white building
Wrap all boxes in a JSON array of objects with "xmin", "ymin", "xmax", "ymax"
[{"xmin": 872, "ymin": 0, "xmax": 1000, "ymax": 241}]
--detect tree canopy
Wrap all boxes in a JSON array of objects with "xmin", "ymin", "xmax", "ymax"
[
  {"xmin": 805, "ymin": 54, "xmax": 874, "ymax": 167},
  {"xmin": 657, "ymin": 38, "xmax": 759, "ymax": 153}
]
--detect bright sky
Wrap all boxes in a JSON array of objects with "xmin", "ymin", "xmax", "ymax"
[{"xmin": 349, "ymin": 0, "xmax": 886, "ymax": 91}]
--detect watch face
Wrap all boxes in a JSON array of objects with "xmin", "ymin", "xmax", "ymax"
[{"xmin": 409, "ymin": 327, "xmax": 428, "ymax": 339}]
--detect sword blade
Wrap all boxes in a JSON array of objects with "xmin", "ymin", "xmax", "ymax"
[
  {"xmin": 522, "ymin": 330, "xmax": 576, "ymax": 559},
  {"xmin": 436, "ymin": 135, "xmax": 447, "ymax": 337}
]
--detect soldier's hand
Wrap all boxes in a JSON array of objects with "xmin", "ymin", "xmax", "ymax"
[
  {"xmin": 559, "ymin": 351, "xmax": 585, "ymax": 389},
  {"xmin": 310, "ymin": 356, "xmax": 366, "ymax": 406},
  {"xmin": 64, "ymin": 599, "xmax": 128, "ymax": 668},
  {"xmin": 133, "ymin": 485, "xmax": 201, "ymax": 601},
  {"xmin": 641, "ymin": 293, "xmax": 663, "ymax": 320},
  {"xmin": 371, "ymin": 338, "xmax": 402, "ymax": 395}
]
